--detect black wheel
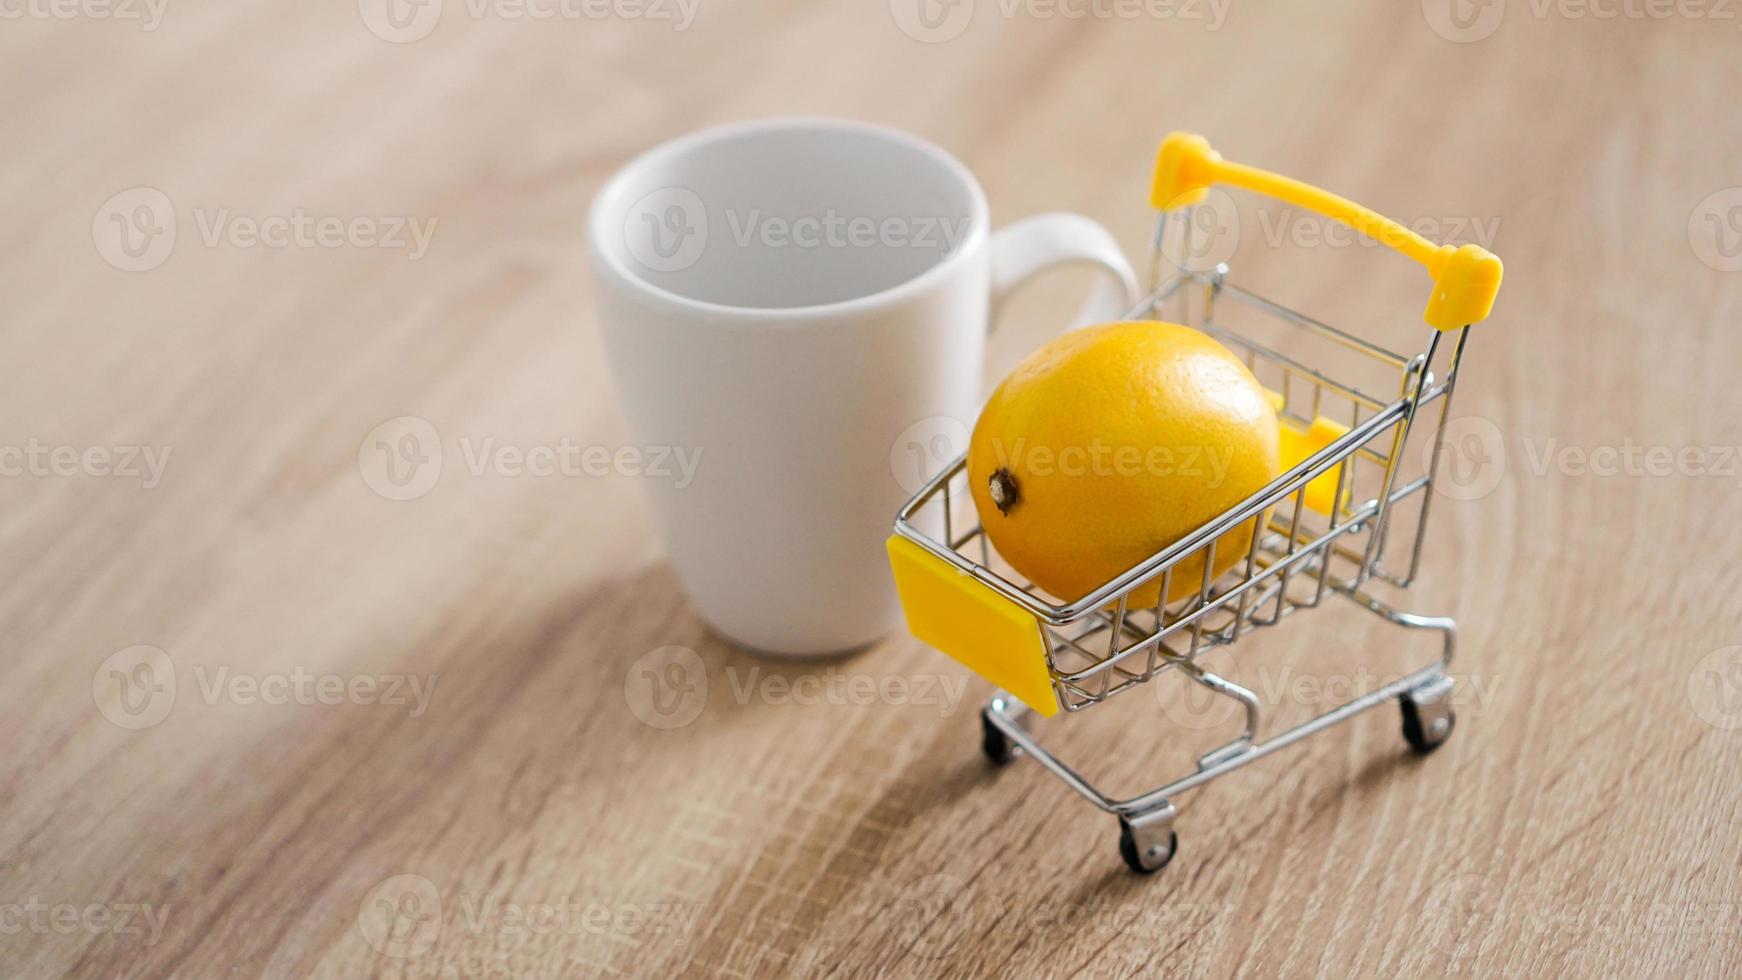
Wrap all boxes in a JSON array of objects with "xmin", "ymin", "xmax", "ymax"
[
  {"xmin": 1400, "ymin": 696, "xmax": 1456, "ymax": 755},
  {"xmin": 1118, "ymin": 819, "xmax": 1178, "ymax": 875},
  {"xmin": 981, "ymin": 708, "xmax": 1018, "ymax": 766}
]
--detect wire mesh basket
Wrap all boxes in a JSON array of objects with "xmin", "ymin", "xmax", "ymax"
[{"xmin": 885, "ymin": 132, "xmax": 1502, "ymax": 873}]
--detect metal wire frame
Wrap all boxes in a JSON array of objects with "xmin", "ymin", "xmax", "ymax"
[
  {"xmin": 891, "ymin": 264, "xmax": 1468, "ymax": 712},
  {"xmin": 982, "ymin": 587, "xmax": 1455, "ymax": 822},
  {"xmin": 891, "ymin": 201, "xmax": 1477, "ymax": 871}
]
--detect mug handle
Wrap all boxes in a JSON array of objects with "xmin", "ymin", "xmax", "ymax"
[{"xmin": 987, "ymin": 212, "xmax": 1141, "ymax": 332}]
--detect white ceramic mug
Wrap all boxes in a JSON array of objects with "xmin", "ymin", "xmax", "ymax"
[{"xmin": 588, "ymin": 118, "xmax": 1138, "ymax": 657}]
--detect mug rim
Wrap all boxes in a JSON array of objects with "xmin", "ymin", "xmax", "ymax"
[{"xmin": 587, "ymin": 116, "xmax": 991, "ymax": 322}]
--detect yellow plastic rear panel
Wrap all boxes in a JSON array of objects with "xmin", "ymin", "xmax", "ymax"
[
  {"xmin": 1278, "ymin": 417, "xmax": 1351, "ymax": 515},
  {"xmin": 886, "ymin": 535, "xmax": 1059, "ymax": 717},
  {"xmin": 1267, "ymin": 390, "xmax": 1351, "ymax": 516}
]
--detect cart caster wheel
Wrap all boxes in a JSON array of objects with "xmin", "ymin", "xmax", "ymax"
[
  {"xmin": 1400, "ymin": 694, "xmax": 1456, "ymax": 755},
  {"xmin": 981, "ymin": 708, "xmax": 1019, "ymax": 766},
  {"xmin": 1118, "ymin": 819, "xmax": 1177, "ymax": 875}
]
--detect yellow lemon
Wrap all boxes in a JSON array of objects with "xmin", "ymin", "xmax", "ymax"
[{"xmin": 968, "ymin": 320, "xmax": 1281, "ymax": 608}]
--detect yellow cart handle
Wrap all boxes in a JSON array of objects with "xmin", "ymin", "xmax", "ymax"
[{"xmin": 1150, "ymin": 132, "xmax": 1503, "ymax": 331}]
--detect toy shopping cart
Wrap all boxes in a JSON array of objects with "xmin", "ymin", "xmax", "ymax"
[{"xmin": 886, "ymin": 133, "xmax": 1502, "ymax": 873}]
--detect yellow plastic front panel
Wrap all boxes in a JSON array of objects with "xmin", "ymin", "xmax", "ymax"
[{"xmin": 886, "ymin": 535, "xmax": 1059, "ymax": 717}]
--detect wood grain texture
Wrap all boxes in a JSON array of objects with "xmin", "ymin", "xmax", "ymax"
[{"xmin": 3, "ymin": 2, "xmax": 1741, "ymax": 977}]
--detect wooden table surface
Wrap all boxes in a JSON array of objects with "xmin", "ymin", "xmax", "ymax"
[{"xmin": 5, "ymin": 2, "xmax": 1741, "ymax": 977}]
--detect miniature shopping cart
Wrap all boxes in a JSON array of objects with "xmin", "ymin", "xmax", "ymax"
[{"xmin": 886, "ymin": 133, "xmax": 1503, "ymax": 873}]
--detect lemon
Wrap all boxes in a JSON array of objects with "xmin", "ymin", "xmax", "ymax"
[{"xmin": 968, "ymin": 320, "xmax": 1281, "ymax": 607}]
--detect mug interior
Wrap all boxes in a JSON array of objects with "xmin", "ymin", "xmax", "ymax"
[{"xmin": 592, "ymin": 119, "xmax": 986, "ymax": 311}]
